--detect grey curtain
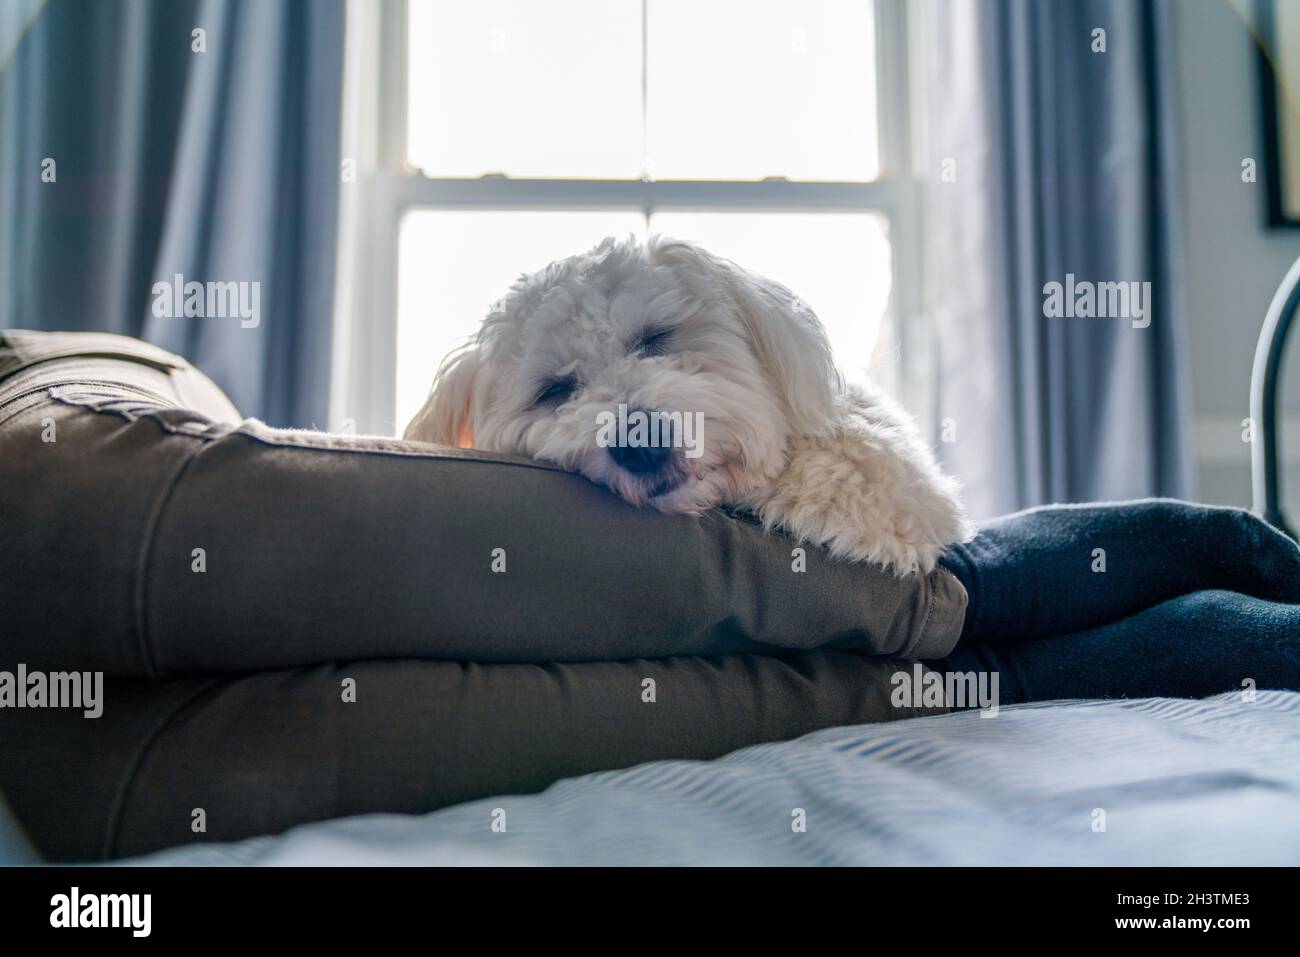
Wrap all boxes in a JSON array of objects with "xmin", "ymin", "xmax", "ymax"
[
  {"xmin": 920, "ymin": 0, "xmax": 1196, "ymax": 519},
  {"xmin": 0, "ymin": 0, "xmax": 343, "ymax": 427}
]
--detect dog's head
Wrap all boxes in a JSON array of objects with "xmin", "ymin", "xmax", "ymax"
[{"xmin": 403, "ymin": 235, "xmax": 843, "ymax": 512}]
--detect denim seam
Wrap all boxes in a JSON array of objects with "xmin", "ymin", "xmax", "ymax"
[
  {"xmin": 132, "ymin": 434, "xmax": 211, "ymax": 679},
  {"xmin": 101, "ymin": 678, "xmax": 226, "ymax": 861},
  {"xmin": 906, "ymin": 573, "xmax": 939, "ymax": 659}
]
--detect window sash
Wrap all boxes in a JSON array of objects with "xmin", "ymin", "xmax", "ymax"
[{"xmin": 380, "ymin": 171, "xmax": 896, "ymax": 212}]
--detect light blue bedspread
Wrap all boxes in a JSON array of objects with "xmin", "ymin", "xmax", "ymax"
[{"xmin": 129, "ymin": 691, "xmax": 1300, "ymax": 866}]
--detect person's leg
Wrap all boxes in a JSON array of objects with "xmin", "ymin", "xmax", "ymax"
[
  {"xmin": 936, "ymin": 589, "xmax": 1300, "ymax": 705},
  {"xmin": 943, "ymin": 499, "xmax": 1300, "ymax": 646}
]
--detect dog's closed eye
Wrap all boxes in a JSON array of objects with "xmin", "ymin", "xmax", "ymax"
[
  {"xmin": 635, "ymin": 327, "xmax": 673, "ymax": 357},
  {"xmin": 532, "ymin": 376, "xmax": 577, "ymax": 407}
]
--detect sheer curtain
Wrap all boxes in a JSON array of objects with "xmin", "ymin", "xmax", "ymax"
[{"xmin": 915, "ymin": 0, "xmax": 1195, "ymax": 519}]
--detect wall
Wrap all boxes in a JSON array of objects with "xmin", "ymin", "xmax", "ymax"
[{"xmin": 1174, "ymin": 0, "xmax": 1300, "ymax": 510}]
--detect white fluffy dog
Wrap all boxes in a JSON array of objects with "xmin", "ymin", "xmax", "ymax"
[{"xmin": 404, "ymin": 236, "xmax": 971, "ymax": 575}]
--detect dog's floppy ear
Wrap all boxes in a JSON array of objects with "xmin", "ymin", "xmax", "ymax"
[
  {"xmin": 402, "ymin": 344, "xmax": 481, "ymax": 447},
  {"xmin": 653, "ymin": 237, "xmax": 841, "ymax": 435}
]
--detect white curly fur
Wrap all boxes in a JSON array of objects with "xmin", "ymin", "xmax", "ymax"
[{"xmin": 403, "ymin": 236, "xmax": 972, "ymax": 575}]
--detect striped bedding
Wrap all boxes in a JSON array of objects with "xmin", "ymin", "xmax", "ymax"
[{"xmin": 129, "ymin": 691, "xmax": 1300, "ymax": 866}]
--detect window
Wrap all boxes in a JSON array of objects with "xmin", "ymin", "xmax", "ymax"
[{"xmin": 334, "ymin": 0, "xmax": 917, "ymax": 436}]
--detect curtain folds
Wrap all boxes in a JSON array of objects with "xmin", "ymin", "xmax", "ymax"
[
  {"xmin": 0, "ymin": 0, "xmax": 344, "ymax": 427},
  {"xmin": 919, "ymin": 0, "xmax": 1196, "ymax": 518}
]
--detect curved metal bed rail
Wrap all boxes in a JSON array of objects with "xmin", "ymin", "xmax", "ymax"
[{"xmin": 1250, "ymin": 255, "xmax": 1300, "ymax": 540}]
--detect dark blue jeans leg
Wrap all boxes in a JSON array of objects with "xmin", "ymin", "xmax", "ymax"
[
  {"xmin": 939, "ymin": 590, "xmax": 1300, "ymax": 703},
  {"xmin": 941, "ymin": 499, "xmax": 1300, "ymax": 646}
]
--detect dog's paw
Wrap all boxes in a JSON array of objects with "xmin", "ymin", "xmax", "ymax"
[
  {"xmin": 760, "ymin": 493, "xmax": 956, "ymax": 576},
  {"xmin": 752, "ymin": 388, "xmax": 972, "ymax": 577},
  {"xmin": 827, "ymin": 525, "xmax": 950, "ymax": 576}
]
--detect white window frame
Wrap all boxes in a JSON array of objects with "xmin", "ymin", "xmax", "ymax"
[{"xmin": 332, "ymin": 0, "xmax": 923, "ymax": 436}]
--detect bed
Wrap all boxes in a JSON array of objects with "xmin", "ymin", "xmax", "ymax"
[{"xmin": 126, "ymin": 691, "xmax": 1300, "ymax": 866}]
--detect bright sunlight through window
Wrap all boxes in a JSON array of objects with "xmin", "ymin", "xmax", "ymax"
[{"xmin": 394, "ymin": 0, "xmax": 890, "ymax": 435}]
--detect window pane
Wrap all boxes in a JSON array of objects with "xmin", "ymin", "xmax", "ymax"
[
  {"xmin": 406, "ymin": 0, "xmax": 643, "ymax": 178},
  {"xmin": 649, "ymin": 211, "xmax": 891, "ymax": 377},
  {"xmin": 646, "ymin": 0, "xmax": 879, "ymax": 181},
  {"xmin": 396, "ymin": 210, "xmax": 646, "ymax": 432}
]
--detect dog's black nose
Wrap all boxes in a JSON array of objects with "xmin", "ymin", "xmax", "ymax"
[{"xmin": 609, "ymin": 440, "xmax": 671, "ymax": 474}]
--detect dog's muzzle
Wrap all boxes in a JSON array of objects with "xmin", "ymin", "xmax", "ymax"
[
  {"xmin": 605, "ymin": 406, "xmax": 686, "ymax": 499},
  {"xmin": 608, "ymin": 441, "xmax": 671, "ymax": 475}
]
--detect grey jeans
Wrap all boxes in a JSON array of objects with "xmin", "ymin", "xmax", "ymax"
[{"xmin": 0, "ymin": 330, "xmax": 967, "ymax": 860}]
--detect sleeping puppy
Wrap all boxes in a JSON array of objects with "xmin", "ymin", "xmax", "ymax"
[{"xmin": 404, "ymin": 236, "xmax": 971, "ymax": 575}]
